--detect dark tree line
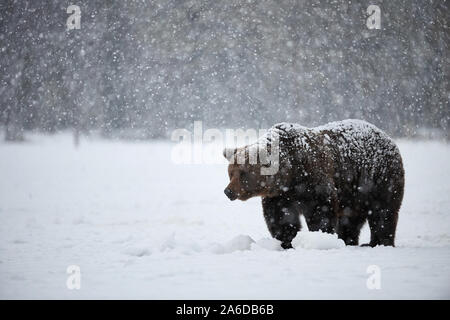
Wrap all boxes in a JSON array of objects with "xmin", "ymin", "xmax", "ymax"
[{"xmin": 0, "ymin": 0, "xmax": 448, "ymax": 141}]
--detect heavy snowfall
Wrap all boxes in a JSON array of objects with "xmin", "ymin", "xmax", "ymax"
[
  {"xmin": 0, "ymin": 135, "xmax": 449, "ymax": 299},
  {"xmin": 0, "ymin": 1, "xmax": 449, "ymax": 299}
]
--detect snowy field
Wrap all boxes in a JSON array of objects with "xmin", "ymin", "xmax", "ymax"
[{"xmin": 0, "ymin": 134, "xmax": 449, "ymax": 299}]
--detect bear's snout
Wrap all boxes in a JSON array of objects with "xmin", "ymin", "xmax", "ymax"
[{"xmin": 224, "ymin": 188, "xmax": 238, "ymax": 201}]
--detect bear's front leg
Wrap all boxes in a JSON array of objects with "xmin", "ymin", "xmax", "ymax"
[{"xmin": 262, "ymin": 196, "xmax": 301, "ymax": 249}]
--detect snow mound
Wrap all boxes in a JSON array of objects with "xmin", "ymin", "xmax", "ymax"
[
  {"xmin": 122, "ymin": 246, "xmax": 152, "ymax": 257},
  {"xmin": 293, "ymin": 231, "xmax": 345, "ymax": 250},
  {"xmin": 251, "ymin": 237, "xmax": 283, "ymax": 251},
  {"xmin": 212, "ymin": 235, "xmax": 255, "ymax": 254},
  {"xmin": 159, "ymin": 233, "xmax": 202, "ymax": 254}
]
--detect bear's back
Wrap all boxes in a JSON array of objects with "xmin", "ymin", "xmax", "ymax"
[
  {"xmin": 315, "ymin": 119, "xmax": 400, "ymax": 170},
  {"xmin": 272, "ymin": 119, "xmax": 402, "ymax": 181}
]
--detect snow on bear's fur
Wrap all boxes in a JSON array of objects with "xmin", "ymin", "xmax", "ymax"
[{"xmin": 224, "ymin": 119, "xmax": 405, "ymax": 249}]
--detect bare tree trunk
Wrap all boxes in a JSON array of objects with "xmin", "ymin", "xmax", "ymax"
[
  {"xmin": 73, "ymin": 125, "xmax": 80, "ymax": 148},
  {"xmin": 4, "ymin": 104, "xmax": 24, "ymax": 142}
]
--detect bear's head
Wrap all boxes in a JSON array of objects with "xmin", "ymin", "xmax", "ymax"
[{"xmin": 223, "ymin": 146, "xmax": 286, "ymax": 201}]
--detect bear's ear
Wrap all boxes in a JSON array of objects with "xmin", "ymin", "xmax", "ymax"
[{"xmin": 223, "ymin": 148, "xmax": 237, "ymax": 161}]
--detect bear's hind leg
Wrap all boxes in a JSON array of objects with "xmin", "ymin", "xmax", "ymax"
[
  {"xmin": 302, "ymin": 199, "xmax": 338, "ymax": 235},
  {"xmin": 337, "ymin": 215, "xmax": 366, "ymax": 246},
  {"xmin": 364, "ymin": 207, "xmax": 398, "ymax": 247},
  {"xmin": 262, "ymin": 196, "xmax": 301, "ymax": 249}
]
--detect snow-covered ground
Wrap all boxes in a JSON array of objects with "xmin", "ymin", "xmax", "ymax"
[{"xmin": 0, "ymin": 134, "xmax": 449, "ymax": 299}]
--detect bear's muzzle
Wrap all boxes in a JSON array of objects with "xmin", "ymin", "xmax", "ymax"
[{"xmin": 224, "ymin": 188, "xmax": 238, "ymax": 201}]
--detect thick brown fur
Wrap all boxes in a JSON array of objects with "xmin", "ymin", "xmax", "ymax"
[{"xmin": 224, "ymin": 120, "xmax": 405, "ymax": 249}]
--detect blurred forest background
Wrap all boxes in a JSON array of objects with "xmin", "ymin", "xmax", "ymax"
[{"xmin": 0, "ymin": 0, "xmax": 448, "ymax": 141}]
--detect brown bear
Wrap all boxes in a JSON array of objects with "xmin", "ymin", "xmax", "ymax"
[{"xmin": 223, "ymin": 119, "xmax": 404, "ymax": 249}]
